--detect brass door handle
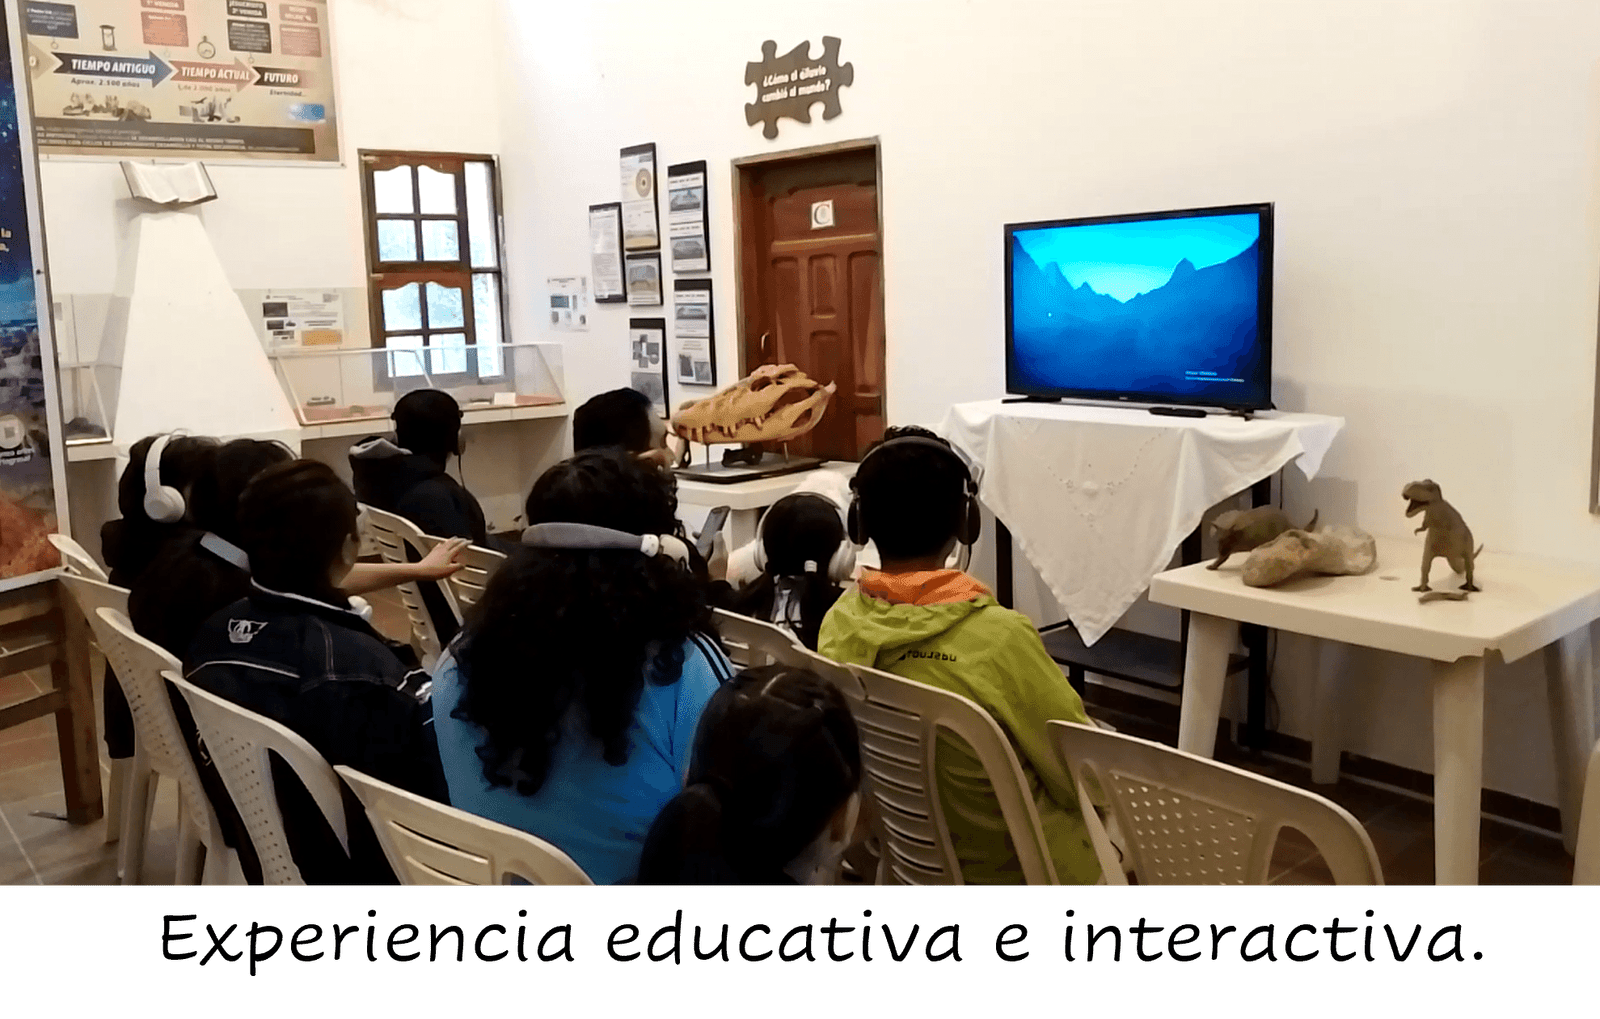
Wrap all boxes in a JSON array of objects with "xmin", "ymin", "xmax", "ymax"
[{"xmin": 760, "ymin": 331, "xmax": 771, "ymax": 359}]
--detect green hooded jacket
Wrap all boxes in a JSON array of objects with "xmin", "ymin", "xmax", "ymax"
[{"xmin": 818, "ymin": 570, "xmax": 1101, "ymax": 885}]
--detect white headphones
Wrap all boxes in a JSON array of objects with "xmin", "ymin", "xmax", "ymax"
[
  {"xmin": 521, "ymin": 522, "xmax": 691, "ymax": 566},
  {"xmin": 753, "ymin": 492, "xmax": 856, "ymax": 584},
  {"xmin": 143, "ymin": 433, "xmax": 187, "ymax": 524},
  {"xmin": 199, "ymin": 531, "xmax": 250, "ymax": 571}
]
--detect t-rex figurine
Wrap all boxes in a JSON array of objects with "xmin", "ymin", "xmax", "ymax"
[
  {"xmin": 1207, "ymin": 507, "xmax": 1318, "ymax": 569},
  {"xmin": 1402, "ymin": 479, "xmax": 1482, "ymax": 601}
]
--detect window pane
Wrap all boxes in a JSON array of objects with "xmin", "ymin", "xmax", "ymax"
[
  {"xmin": 473, "ymin": 274, "xmax": 503, "ymax": 377},
  {"xmin": 466, "ymin": 162, "xmax": 498, "ymax": 269},
  {"xmin": 387, "ymin": 334, "xmax": 425, "ymax": 378},
  {"xmin": 381, "ymin": 282, "xmax": 422, "ymax": 332},
  {"xmin": 426, "ymin": 282, "xmax": 464, "ymax": 329},
  {"xmin": 421, "ymin": 220, "xmax": 460, "ymax": 262},
  {"xmin": 417, "ymin": 165, "xmax": 458, "ymax": 215},
  {"xmin": 430, "ymin": 332, "xmax": 467, "ymax": 375},
  {"xmin": 377, "ymin": 220, "xmax": 417, "ymax": 262},
  {"xmin": 373, "ymin": 166, "xmax": 414, "ymax": 214}
]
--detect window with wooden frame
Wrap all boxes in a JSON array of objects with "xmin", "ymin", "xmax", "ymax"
[{"xmin": 358, "ymin": 150, "xmax": 506, "ymax": 383}]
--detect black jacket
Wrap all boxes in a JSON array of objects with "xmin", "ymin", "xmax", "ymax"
[
  {"xmin": 184, "ymin": 583, "xmax": 448, "ymax": 883},
  {"xmin": 349, "ymin": 437, "xmax": 489, "ymax": 643}
]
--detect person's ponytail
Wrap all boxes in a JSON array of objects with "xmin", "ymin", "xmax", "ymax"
[{"xmin": 637, "ymin": 783, "xmax": 742, "ymax": 884}]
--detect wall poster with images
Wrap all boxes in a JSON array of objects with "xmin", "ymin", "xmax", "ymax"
[
  {"xmin": 673, "ymin": 278, "xmax": 716, "ymax": 387},
  {"xmin": 20, "ymin": 0, "xmax": 340, "ymax": 162},
  {"xmin": 666, "ymin": 159, "xmax": 709, "ymax": 274},
  {"xmin": 625, "ymin": 250, "xmax": 661, "ymax": 307},
  {"xmin": 628, "ymin": 317, "xmax": 668, "ymax": 417},
  {"xmin": 619, "ymin": 142, "xmax": 659, "ymax": 251},
  {"xmin": 0, "ymin": 0, "xmax": 72, "ymax": 588}
]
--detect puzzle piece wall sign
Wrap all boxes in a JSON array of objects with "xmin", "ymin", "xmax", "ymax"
[{"xmin": 745, "ymin": 37, "xmax": 854, "ymax": 140}]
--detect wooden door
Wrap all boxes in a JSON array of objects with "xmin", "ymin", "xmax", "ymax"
[{"xmin": 739, "ymin": 147, "xmax": 885, "ymax": 461}]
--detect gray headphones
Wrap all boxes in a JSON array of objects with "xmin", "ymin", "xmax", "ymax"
[{"xmin": 522, "ymin": 522, "xmax": 691, "ymax": 565}]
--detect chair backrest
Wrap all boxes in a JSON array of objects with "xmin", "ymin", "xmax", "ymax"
[
  {"xmin": 441, "ymin": 543, "xmax": 506, "ymax": 626},
  {"xmin": 1573, "ymin": 738, "xmax": 1600, "ymax": 884},
  {"xmin": 87, "ymin": 607, "xmax": 227, "ymax": 851},
  {"xmin": 335, "ymin": 765, "xmax": 592, "ymax": 885},
  {"xmin": 167, "ymin": 673, "xmax": 349, "ymax": 886},
  {"xmin": 712, "ymin": 608, "xmax": 810, "ymax": 669},
  {"xmin": 359, "ymin": 503, "xmax": 443, "ymax": 668},
  {"xmin": 801, "ymin": 651, "xmax": 1058, "ymax": 885},
  {"xmin": 1048, "ymin": 720, "xmax": 1383, "ymax": 885},
  {"xmin": 49, "ymin": 532, "xmax": 108, "ymax": 582}
]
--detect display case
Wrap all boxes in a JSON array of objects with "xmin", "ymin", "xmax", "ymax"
[
  {"xmin": 270, "ymin": 341, "xmax": 565, "ymax": 430},
  {"xmin": 59, "ymin": 361, "xmax": 114, "ymax": 447}
]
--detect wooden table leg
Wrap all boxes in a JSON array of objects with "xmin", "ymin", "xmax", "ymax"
[
  {"xmin": 1543, "ymin": 627, "xmax": 1596, "ymax": 855},
  {"xmin": 50, "ymin": 596, "xmax": 103, "ymax": 826},
  {"xmin": 1433, "ymin": 655, "xmax": 1485, "ymax": 885},
  {"xmin": 1178, "ymin": 612, "xmax": 1237, "ymax": 758},
  {"xmin": 1311, "ymin": 638, "xmax": 1348, "ymax": 784}
]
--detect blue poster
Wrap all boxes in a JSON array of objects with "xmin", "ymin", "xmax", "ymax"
[{"xmin": 0, "ymin": 1, "xmax": 65, "ymax": 584}]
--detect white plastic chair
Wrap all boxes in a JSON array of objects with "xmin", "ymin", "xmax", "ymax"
[
  {"xmin": 83, "ymin": 603, "xmax": 239, "ymax": 884},
  {"xmin": 359, "ymin": 504, "xmax": 444, "ymax": 668},
  {"xmin": 48, "ymin": 532, "xmax": 108, "ymax": 582},
  {"xmin": 1571, "ymin": 739, "xmax": 1600, "ymax": 884},
  {"xmin": 712, "ymin": 608, "xmax": 810, "ymax": 669},
  {"xmin": 336, "ymin": 765, "xmax": 592, "ymax": 885},
  {"xmin": 166, "ymin": 673, "xmax": 349, "ymax": 886},
  {"xmin": 1047, "ymin": 720, "xmax": 1384, "ymax": 885},
  {"xmin": 55, "ymin": 567, "xmax": 133, "ymax": 851},
  {"xmin": 801, "ymin": 650, "xmax": 1059, "ymax": 885},
  {"xmin": 412, "ymin": 537, "xmax": 506, "ymax": 626}
]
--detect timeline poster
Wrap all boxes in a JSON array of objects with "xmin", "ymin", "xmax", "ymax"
[
  {"xmin": 618, "ymin": 141, "xmax": 658, "ymax": 250},
  {"xmin": 628, "ymin": 317, "xmax": 667, "ymax": 417},
  {"xmin": 665, "ymin": 159, "xmax": 708, "ymax": 274},
  {"xmin": 672, "ymin": 278, "xmax": 716, "ymax": 386},
  {"xmin": 0, "ymin": 0, "xmax": 72, "ymax": 588},
  {"xmin": 20, "ymin": 0, "xmax": 339, "ymax": 162}
]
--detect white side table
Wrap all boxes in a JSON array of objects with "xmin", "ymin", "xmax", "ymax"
[{"xmin": 1151, "ymin": 536, "xmax": 1600, "ymax": 884}]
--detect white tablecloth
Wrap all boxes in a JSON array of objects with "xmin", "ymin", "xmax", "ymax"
[{"xmin": 938, "ymin": 400, "xmax": 1344, "ymax": 645}]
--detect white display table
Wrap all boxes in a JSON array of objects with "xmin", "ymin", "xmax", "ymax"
[
  {"xmin": 938, "ymin": 399, "xmax": 1344, "ymax": 645},
  {"xmin": 676, "ymin": 462, "xmax": 857, "ymax": 548},
  {"xmin": 1151, "ymin": 536, "xmax": 1600, "ymax": 884}
]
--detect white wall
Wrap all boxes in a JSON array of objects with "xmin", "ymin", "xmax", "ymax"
[{"xmin": 497, "ymin": 0, "xmax": 1600, "ymax": 806}]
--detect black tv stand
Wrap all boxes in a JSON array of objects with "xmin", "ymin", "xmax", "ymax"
[
  {"xmin": 1148, "ymin": 406, "xmax": 1207, "ymax": 418},
  {"xmin": 1001, "ymin": 395, "xmax": 1061, "ymax": 404}
]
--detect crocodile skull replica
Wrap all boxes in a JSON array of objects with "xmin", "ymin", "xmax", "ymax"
[{"xmin": 670, "ymin": 364, "xmax": 837, "ymax": 445}]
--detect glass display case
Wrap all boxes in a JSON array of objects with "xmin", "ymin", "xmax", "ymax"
[
  {"xmin": 270, "ymin": 341, "xmax": 565, "ymax": 428},
  {"xmin": 59, "ymin": 361, "xmax": 115, "ymax": 447}
]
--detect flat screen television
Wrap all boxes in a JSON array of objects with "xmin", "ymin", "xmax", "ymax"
[{"xmin": 1005, "ymin": 202, "xmax": 1274, "ymax": 412}]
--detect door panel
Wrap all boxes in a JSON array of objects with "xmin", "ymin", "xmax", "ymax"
[{"xmin": 740, "ymin": 148, "xmax": 885, "ymax": 461}]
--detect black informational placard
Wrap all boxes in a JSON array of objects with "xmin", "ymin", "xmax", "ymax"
[
  {"xmin": 629, "ymin": 317, "xmax": 669, "ymax": 416},
  {"xmin": 619, "ymin": 142, "xmax": 661, "ymax": 252},
  {"xmin": 589, "ymin": 202, "xmax": 626, "ymax": 304},
  {"xmin": 665, "ymin": 159, "xmax": 710, "ymax": 275},
  {"xmin": 672, "ymin": 278, "xmax": 717, "ymax": 387}
]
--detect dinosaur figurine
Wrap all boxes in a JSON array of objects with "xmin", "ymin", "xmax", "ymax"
[
  {"xmin": 1207, "ymin": 506, "xmax": 1318, "ymax": 569},
  {"xmin": 1402, "ymin": 479, "xmax": 1482, "ymax": 602}
]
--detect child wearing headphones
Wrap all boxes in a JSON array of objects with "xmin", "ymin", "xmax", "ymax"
[
  {"xmin": 730, "ymin": 492, "xmax": 854, "ymax": 650},
  {"xmin": 818, "ymin": 425, "xmax": 1102, "ymax": 885}
]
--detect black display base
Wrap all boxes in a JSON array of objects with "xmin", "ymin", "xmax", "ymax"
[
  {"xmin": 1148, "ymin": 406, "xmax": 1208, "ymax": 418},
  {"xmin": 672, "ymin": 456, "xmax": 827, "ymax": 485},
  {"xmin": 1001, "ymin": 394, "xmax": 1062, "ymax": 404}
]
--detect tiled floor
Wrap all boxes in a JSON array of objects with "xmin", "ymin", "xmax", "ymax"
[{"xmin": 0, "ymin": 599, "xmax": 1577, "ymax": 885}]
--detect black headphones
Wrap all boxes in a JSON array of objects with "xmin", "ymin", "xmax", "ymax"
[{"xmin": 846, "ymin": 435, "xmax": 982, "ymax": 549}]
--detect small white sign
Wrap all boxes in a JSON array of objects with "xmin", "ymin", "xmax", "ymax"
[{"xmin": 810, "ymin": 199, "xmax": 835, "ymax": 230}]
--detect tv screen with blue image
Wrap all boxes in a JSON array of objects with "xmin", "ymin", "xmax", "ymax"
[{"xmin": 1005, "ymin": 203, "xmax": 1273, "ymax": 411}]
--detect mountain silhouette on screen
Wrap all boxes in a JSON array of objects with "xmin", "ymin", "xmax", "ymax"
[{"xmin": 1010, "ymin": 233, "xmax": 1264, "ymax": 403}]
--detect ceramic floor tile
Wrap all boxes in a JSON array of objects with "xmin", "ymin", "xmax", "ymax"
[
  {"xmin": 1274, "ymin": 855, "xmax": 1335, "ymax": 885},
  {"xmin": 0, "ymin": 670, "xmax": 40, "ymax": 709},
  {"xmin": 0, "ymin": 712, "xmax": 52, "ymax": 747},
  {"xmin": 0, "ymin": 732, "xmax": 59, "ymax": 772},
  {"xmin": 0, "ymin": 760, "xmax": 71, "ymax": 805}
]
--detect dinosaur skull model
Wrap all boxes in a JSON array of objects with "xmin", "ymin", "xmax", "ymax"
[{"xmin": 670, "ymin": 364, "xmax": 837, "ymax": 446}]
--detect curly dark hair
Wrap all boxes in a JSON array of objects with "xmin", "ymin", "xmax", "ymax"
[{"xmin": 452, "ymin": 448, "xmax": 712, "ymax": 795}]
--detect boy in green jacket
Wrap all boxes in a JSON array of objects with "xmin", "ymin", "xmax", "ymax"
[{"xmin": 818, "ymin": 427, "xmax": 1101, "ymax": 884}]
